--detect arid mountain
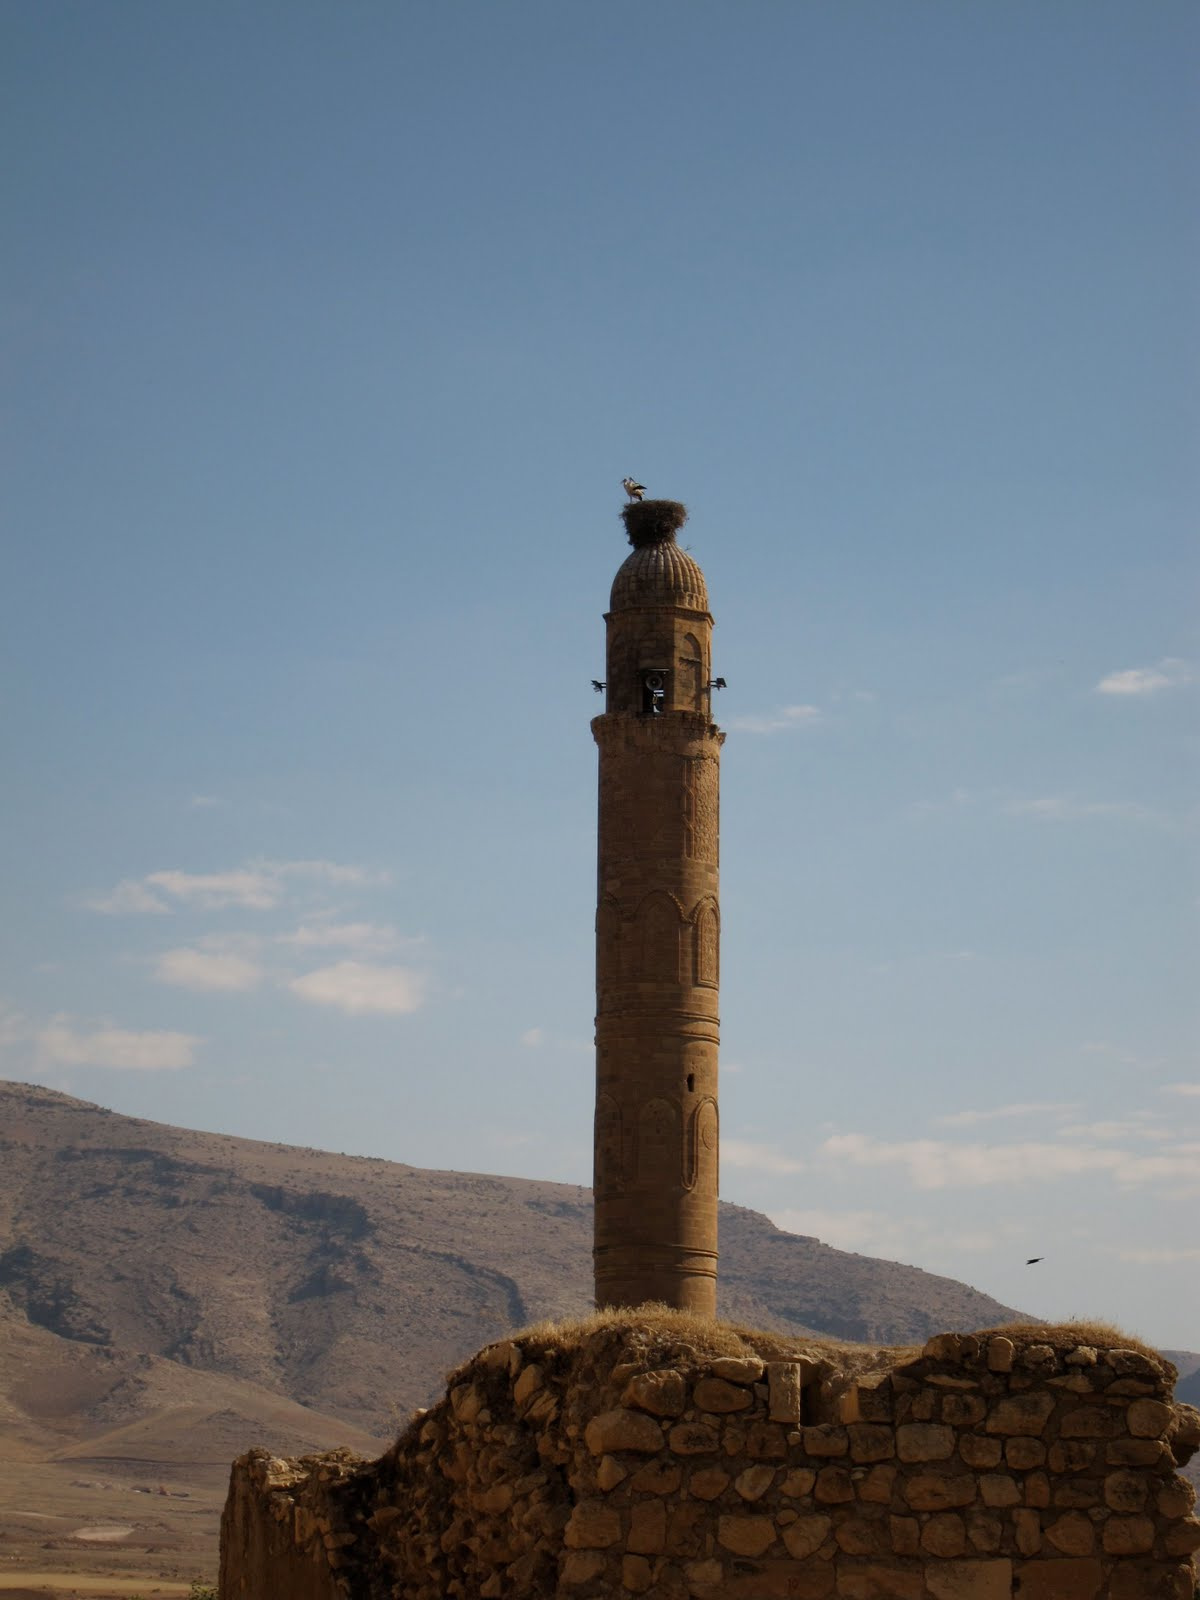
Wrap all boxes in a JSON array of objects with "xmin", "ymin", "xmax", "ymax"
[
  {"xmin": 0, "ymin": 1080, "xmax": 1032, "ymax": 1439},
  {"xmin": 1, "ymin": 1079, "xmax": 1196, "ymax": 1586}
]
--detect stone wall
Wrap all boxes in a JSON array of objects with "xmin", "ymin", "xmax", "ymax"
[{"xmin": 220, "ymin": 1315, "xmax": 1200, "ymax": 1599}]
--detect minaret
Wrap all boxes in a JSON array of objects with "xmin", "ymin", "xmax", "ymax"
[{"xmin": 592, "ymin": 498, "xmax": 723, "ymax": 1314}]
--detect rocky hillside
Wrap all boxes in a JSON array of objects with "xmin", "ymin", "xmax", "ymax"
[{"xmin": 0, "ymin": 1081, "xmax": 1036, "ymax": 1440}]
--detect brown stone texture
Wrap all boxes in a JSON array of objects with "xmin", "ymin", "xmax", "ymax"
[
  {"xmin": 593, "ymin": 508, "xmax": 724, "ymax": 1314},
  {"xmin": 218, "ymin": 1318, "xmax": 1200, "ymax": 1600}
]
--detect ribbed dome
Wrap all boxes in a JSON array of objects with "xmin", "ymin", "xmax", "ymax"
[{"xmin": 610, "ymin": 540, "xmax": 709, "ymax": 612}]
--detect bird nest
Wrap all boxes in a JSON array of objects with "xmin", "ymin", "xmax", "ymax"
[{"xmin": 621, "ymin": 499, "xmax": 688, "ymax": 547}]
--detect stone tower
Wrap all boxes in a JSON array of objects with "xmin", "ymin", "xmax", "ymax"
[{"xmin": 592, "ymin": 498, "xmax": 723, "ymax": 1314}]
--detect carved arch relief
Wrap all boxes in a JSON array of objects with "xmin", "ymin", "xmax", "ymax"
[
  {"xmin": 693, "ymin": 900, "xmax": 719, "ymax": 988},
  {"xmin": 683, "ymin": 1097, "xmax": 719, "ymax": 1193},
  {"xmin": 638, "ymin": 893, "xmax": 683, "ymax": 983},
  {"xmin": 679, "ymin": 632, "xmax": 704, "ymax": 710},
  {"xmin": 635, "ymin": 1097, "xmax": 680, "ymax": 1186},
  {"xmin": 595, "ymin": 1092, "xmax": 624, "ymax": 1190}
]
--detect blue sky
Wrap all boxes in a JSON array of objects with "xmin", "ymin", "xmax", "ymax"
[{"xmin": 2, "ymin": 1, "xmax": 1197, "ymax": 1347}]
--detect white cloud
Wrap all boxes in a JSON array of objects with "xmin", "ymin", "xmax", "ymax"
[
  {"xmin": 190, "ymin": 794, "xmax": 222, "ymax": 808},
  {"xmin": 722, "ymin": 1138, "xmax": 805, "ymax": 1175},
  {"xmin": 36, "ymin": 1018, "xmax": 198, "ymax": 1071},
  {"xmin": 1006, "ymin": 795, "xmax": 1159, "ymax": 824},
  {"xmin": 1161, "ymin": 1083, "xmax": 1200, "ymax": 1098},
  {"xmin": 87, "ymin": 879, "xmax": 171, "ymax": 915},
  {"xmin": 727, "ymin": 705, "xmax": 822, "ymax": 735},
  {"xmin": 288, "ymin": 961, "xmax": 425, "ymax": 1016},
  {"xmin": 520, "ymin": 1027, "xmax": 545, "ymax": 1047},
  {"xmin": 90, "ymin": 858, "xmax": 387, "ymax": 915},
  {"xmin": 277, "ymin": 920, "xmax": 406, "ymax": 954},
  {"xmin": 937, "ymin": 1102, "xmax": 1076, "ymax": 1127},
  {"xmin": 1117, "ymin": 1246, "xmax": 1200, "ymax": 1265},
  {"xmin": 154, "ymin": 946, "xmax": 264, "ymax": 992},
  {"xmin": 771, "ymin": 1206, "xmax": 1001, "ymax": 1259},
  {"xmin": 821, "ymin": 1131, "xmax": 1197, "ymax": 1190},
  {"xmin": 1095, "ymin": 658, "xmax": 1194, "ymax": 697}
]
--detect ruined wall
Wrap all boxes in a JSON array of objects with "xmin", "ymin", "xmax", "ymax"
[{"xmin": 220, "ymin": 1316, "xmax": 1200, "ymax": 1600}]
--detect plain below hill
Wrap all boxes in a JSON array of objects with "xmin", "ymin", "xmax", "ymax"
[{"xmin": 2, "ymin": 1080, "xmax": 1193, "ymax": 1448}]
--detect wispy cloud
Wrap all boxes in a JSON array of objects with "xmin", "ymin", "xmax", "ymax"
[
  {"xmin": 189, "ymin": 794, "xmax": 222, "ymax": 808},
  {"xmin": 154, "ymin": 946, "xmax": 264, "ymax": 992},
  {"xmin": 1161, "ymin": 1083, "xmax": 1200, "ymax": 1098},
  {"xmin": 936, "ymin": 1102, "xmax": 1076, "ymax": 1127},
  {"xmin": 1005, "ymin": 795, "xmax": 1161, "ymax": 825},
  {"xmin": 36, "ymin": 1017, "xmax": 198, "ymax": 1071},
  {"xmin": 276, "ymin": 920, "xmax": 408, "ymax": 955},
  {"xmin": 722, "ymin": 1138, "xmax": 805, "ymax": 1175},
  {"xmin": 1117, "ymin": 1246, "xmax": 1200, "ymax": 1265},
  {"xmin": 89, "ymin": 858, "xmax": 387, "ymax": 915},
  {"xmin": 727, "ymin": 705, "xmax": 822, "ymax": 735},
  {"xmin": 1095, "ymin": 658, "xmax": 1194, "ymax": 697},
  {"xmin": 520, "ymin": 1027, "xmax": 545, "ymax": 1047},
  {"xmin": 771, "ymin": 1205, "xmax": 1006, "ymax": 1259},
  {"xmin": 821, "ymin": 1131, "xmax": 1197, "ymax": 1190},
  {"xmin": 288, "ymin": 960, "xmax": 425, "ymax": 1016}
]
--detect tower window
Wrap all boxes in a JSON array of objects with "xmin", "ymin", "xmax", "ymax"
[
  {"xmin": 642, "ymin": 669, "xmax": 668, "ymax": 714},
  {"xmin": 687, "ymin": 1073, "xmax": 695, "ymax": 1092}
]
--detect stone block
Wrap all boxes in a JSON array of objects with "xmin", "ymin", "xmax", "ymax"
[
  {"xmin": 924, "ymin": 1334, "xmax": 981, "ymax": 1365},
  {"xmin": 967, "ymin": 1510, "xmax": 1003, "ymax": 1553},
  {"xmin": 666, "ymin": 1502, "xmax": 708, "ymax": 1558},
  {"xmin": 734, "ymin": 1465, "xmax": 776, "ymax": 1502},
  {"xmin": 925, "ymin": 1559, "xmax": 1012, "ymax": 1599},
  {"xmin": 668, "ymin": 1421, "xmax": 721, "ymax": 1455},
  {"xmin": 622, "ymin": 1369, "xmax": 687, "ymax": 1418},
  {"xmin": 1162, "ymin": 1518, "xmax": 1200, "ymax": 1556},
  {"xmin": 585, "ymin": 1409, "xmax": 664, "ymax": 1455},
  {"xmin": 896, "ymin": 1423, "xmax": 955, "ymax": 1462},
  {"xmin": 835, "ymin": 1562, "xmax": 923, "ymax": 1598},
  {"xmin": 1060, "ymin": 1405, "xmax": 1125, "ymax": 1438},
  {"xmin": 1013, "ymin": 1557, "xmax": 1102, "ymax": 1599},
  {"xmin": 1102, "ymin": 1514, "xmax": 1157, "ymax": 1555},
  {"xmin": 622, "ymin": 1553, "xmax": 654, "ymax": 1593},
  {"xmin": 978, "ymin": 1474, "xmax": 1020, "ymax": 1508},
  {"xmin": 1127, "ymin": 1398, "xmax": 1173, "ymax": 1438},
  {"xmin": 596, "ymin": 1455, "xmax": 628, "ymax": 1492},
  {"xmin": 694, "ymin": 1377, "xmax": 753, "ymax": 1414},
  {"xmin": 1023, "ymin": 1471, "xmax": 1050, "ymax": 1507},
  {"xmin": 889, "ymin": 1514, "xmax": 920, "ymax": 1555},
  {"xmin": 1104, "ymin": 1469, "xmax": 1147, "ymax": 1511},
  {"xmin": 1106, "ymin": 1437, "xmax": 1170, "ymax": 1467},
  {"xmin": 512, "ymin": 1364, "xmax": 543, "ymax": 1407},
  {"xmin": 561, "ymin": 1550, "xmax": 609, "ymax": 1585},
  {"xmin": 848, "ymin": 1424, "xmax": 894, "ymax": 1463},
  {"xmin": 942, "ymin": 1393, "xmax": 987, "ymax": 1427},
  {"xmin": 688, "ymin": 1466, "xmax": 730, "ymax": 1500},
  {"xmin": 855, "ymin": 1464, "xmax": 896, "ymax": 1504},
  {"xmin": 629, "ymin": 1459, "xmax": 681, "ymax": 1495},
  {"xmin": 782, "ymin": 1513, "xmax": 832, "ymax": 1559},
  {"xmin": 627, "ymin": 1500, "xmax": 666, "ymax": 1555},
  {"xmin": 717, "ymin": 1514, "xmax": 777, "ymax": 1556},
  {"xmin": 1048, "ymin": 1440, "xmax": 1095, "ymax": 1473},
  {"xmin": 986, "ymin": 1337, "xmax": 1014, "ymax": 1373},
  {"xmin": 1053, "ymin": 1478, "xmax": 1100, "ymax": 1508},
  {"xmin": 767, "ymin": 1361, "xmax": 804, "ymax": 1423},
  {"xmin": 691, "ymin": 1563, "xmax": 836, "ymax": 1599},
  {"xmin": 564, "ymin": 1500, "xmax": 622, "ymax": 1549},
  {"xmin": 1107, "ymin": 1562, "xmax": 1197, "ymax": 1600},
  {"xmin": 904, "ymin": 1472, "xmax": 977, "ymax": 1510},
  {"xmin": 920, "ymin": 1512, "xmax": 966, "ymax": 1557},
  {"xmin": 710, "ymin": 1356, "xmax": 765, "ymax": 1384},
  {"xmin": 839, "ymin": 1375, "xmax": 893, "ymax": 1424},
  {"xmin": 1156, "ymin": 1479, "xmax": 1195, "ymax": 1518},
  {"xmin": 814, "ymin": 1467, "xmax": 855, "ymax": 1504},
  {"xmin": 804, "ymin": 1424, "xmax": 849, "ymax": 1457},
  {"xmin": 835, "ymin": 1515, "xmax": 883, "ymax": 1555},
  {"xmin": 1012, "ymin": 1507, "xmax": 1041, "ymax": 1555},
  {"xmin": 985, "ymin": 1392, "xmax": 1055, "ymax": 1436},
  {"xmin": 1005, "ymin": 1436, "xmax": 1046, "ymax": 1470},
  {"xmin": 746, "ymin": 1421, "xmax": 789, "ymax": 1459},
  {"xmin": 959, "ymin": 1434, "xmax": 1003, "ymax": 1469},
  {"xmin": 779, "ymin": 1467, "xmax": 817, "ymax": 1498},
  {"xmin": 1044, "ymin": 1511, "xmax": 1095, "ymax": 1555}
]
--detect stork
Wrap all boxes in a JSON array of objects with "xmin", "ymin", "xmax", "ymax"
[{"xmin": 622, "ymin": 477, "xmax": 646, "ymax": 502}]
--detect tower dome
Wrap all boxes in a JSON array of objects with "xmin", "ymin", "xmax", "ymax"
[{"xmin": 609, "ymin": 500, "xmax": 709, "ymax": 613}]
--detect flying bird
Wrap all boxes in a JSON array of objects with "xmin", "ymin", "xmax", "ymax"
[
  {"xmin": 622, "ymin": 477, "xmax": 646, "ymax": 501},
  {"xmin": 1025, "ymin": 1258, "xmax": 1044, "ymax": 1265}
]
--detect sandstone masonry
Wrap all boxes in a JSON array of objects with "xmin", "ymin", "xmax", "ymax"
[{"xmin": 219, "ymin": 1317, "xmax": 1200, "ymax": 1599}]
